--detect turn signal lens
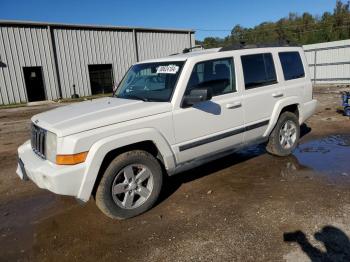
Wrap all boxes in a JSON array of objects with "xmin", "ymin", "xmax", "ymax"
[{"xmin": 56, "ymin": 152, "xmax": 88, "ymax": 165}]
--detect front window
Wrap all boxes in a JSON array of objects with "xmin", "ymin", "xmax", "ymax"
[
  {"xmin": 185, "ymin": 57, "xmax": 236, "ymax": 96},
  {"xmin": 115, "ymin": 62, "xmax": 184, "ymax": 102}
]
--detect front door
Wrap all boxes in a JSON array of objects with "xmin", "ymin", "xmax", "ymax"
[
  {"xmin": 173, "ymin": 57, "xmax": 244, "ymax": 163},
  {"xmin": 23, "ymin": 67, "xmax": 46, "ymax": 102}
]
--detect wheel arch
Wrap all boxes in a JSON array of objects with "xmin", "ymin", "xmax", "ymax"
[
  {"xmin": 91, "ymin": 140, "xmax": 165, "ymax": 197},
  {"xmin": 263, "ymin": 97, "xmax": 301, "ymax": 137},
  {"xmin": 76, "ymin": 128, "xmax": 176, "ymax": 201}
]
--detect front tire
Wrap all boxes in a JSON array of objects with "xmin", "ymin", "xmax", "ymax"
[
  {"xmin": 95, "ymin": 150, "xmax": 163, "ymax": 219},
  {"xmin": 266, "ymin": 111, "xmax": 300, "ymax": 156}
]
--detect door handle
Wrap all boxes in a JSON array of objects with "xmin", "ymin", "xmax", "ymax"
[
  {"xmin": 226, "ymin": 101, "xmax": 242, "ymax": 109},
  {"xmin": 272, "ymin": 93, "xmax": 284, "ymax": 98}
]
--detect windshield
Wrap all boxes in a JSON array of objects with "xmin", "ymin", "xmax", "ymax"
[{"xmin": 115, "ymin": 61, "xmax": 184, "ymax": 102}]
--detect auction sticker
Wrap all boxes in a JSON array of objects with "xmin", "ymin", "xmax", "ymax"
[{"xmin": 156, "ymin": 64, "xmax": 179, "ymax": 74}]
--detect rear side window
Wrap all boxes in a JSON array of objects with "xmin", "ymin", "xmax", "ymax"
[
  {"xmin": 279, "ymin": 52, "xmax": 305, "ymax": 80},
  {"xmin": 241, "ymin": 53, "xmax": 277, "ymax": 89}
]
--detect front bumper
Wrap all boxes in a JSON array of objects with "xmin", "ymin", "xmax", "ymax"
[{"xmin": 17, "ymin": 140, "xmax": 86, "ymax": 198}]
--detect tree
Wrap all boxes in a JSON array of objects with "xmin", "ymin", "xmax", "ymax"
[
  {"xmin": 198, "ymin": 0, "xmax": 350, "ymax": 47},
  {"xmin": 202, "ymin": 37, "xmax": 223, "ymax": 48}
]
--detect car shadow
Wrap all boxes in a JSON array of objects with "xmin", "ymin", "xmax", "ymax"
[
  {"xmin": 300, "ymin": 123, "xmax": 312, "ymax": 138},
  {"xmin": 158, "ymin": 123, "xmax": 312, "ymax": 204},
  {"xmin": 284, "ymin": 226, "xmax": 350, "ymax": 261},
  {"xmin": 158, "ymin": 143, "xmax": 266, "ymax": 204}
]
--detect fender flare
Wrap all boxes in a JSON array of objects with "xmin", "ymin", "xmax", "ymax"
[
  {"xmin": 263, "ymin": 96, "xmax": 301, "ymax": 137},
  {"xmin": 76, "ymin": 128, "xmax": 176, "ymax": 201}
]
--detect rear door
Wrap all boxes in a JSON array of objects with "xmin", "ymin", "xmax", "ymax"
[
  {"xmin": 239, "ymin": 52, "xmax": 282, "ymax": 142},
  {"xmin": 277, "ymin": 50, "xmax": 306, "ymax": 102}
]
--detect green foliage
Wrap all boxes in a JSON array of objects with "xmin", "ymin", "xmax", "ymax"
[{"xmin": 196, "ymin": 0, "xmax": 350, "ymax": 48}]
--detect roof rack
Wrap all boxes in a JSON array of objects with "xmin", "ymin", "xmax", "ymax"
[
  {"xmin": 218, "ymin": 41, "xmax": 300, "ymax": 52},
  {"xmin": 182, "ymin": 45, "xmax": 204, "ymax": 53}
]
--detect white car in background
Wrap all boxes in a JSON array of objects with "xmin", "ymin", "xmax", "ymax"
[{"xmin": 17, "ymin": 45, "xmax": 317, "ymax": 219}]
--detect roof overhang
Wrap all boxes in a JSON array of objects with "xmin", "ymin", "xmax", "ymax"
[{"xmin": 0, "ymin": 19, "xmax": 195, "ymax": 33}]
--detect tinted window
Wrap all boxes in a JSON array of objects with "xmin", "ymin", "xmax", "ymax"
[
  {"xmin": 241, "ymin": 53, "xmax": 277, "ymax": 89},
  {"xmin": 186, "ymin": 58, "xmax": 236, "ymax": 96},
  {"xmin": 279, "ymin": 52, "xmax": 305, "ymax": 80}
]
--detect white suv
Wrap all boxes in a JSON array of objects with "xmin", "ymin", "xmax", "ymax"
[{"xmin": 17, "ymin": 45, "xmax": 317, "ymax": 219}]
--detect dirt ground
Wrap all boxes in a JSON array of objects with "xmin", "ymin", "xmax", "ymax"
[{"xmin": 1, "ymin": 88, "xmax": 350, "ymax": 262}]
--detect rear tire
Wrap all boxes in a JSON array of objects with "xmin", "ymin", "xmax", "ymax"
[
  {"xmin": 95, "ymin": 150, "xmax": 163, "ymax": 219},
  {"xmin": 266, "ymin": 111, "xmax": 300, "ymax": 156}
]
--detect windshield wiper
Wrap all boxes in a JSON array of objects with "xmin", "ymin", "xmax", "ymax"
[{"xmin": 120, "ymin": 94, "xmax": 149, "ymax": 102}]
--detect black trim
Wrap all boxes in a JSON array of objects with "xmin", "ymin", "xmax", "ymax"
[
  {"xmin": 18, "ymin": 158, "xmax": 29, "ymax": 181},
  {"xmin": 219, "ymin": 43, "xmax": 300, "ymax": 52},
  {"xmin": 245, "ymin": 120, "xmax": 269, "ymax": 131},
  {"xmin": 179, "ymin": 119, "xmax": 269, "ymax": 151}
]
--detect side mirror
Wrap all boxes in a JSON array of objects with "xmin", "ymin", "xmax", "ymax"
[{"xmin": 183, "ymin": 87, "xmax": 213, "ymax": 107}]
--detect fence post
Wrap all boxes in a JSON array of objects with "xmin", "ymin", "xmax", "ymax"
[{"xmin": 313, "ymin": 50, "xmax": 317, "ymax": 85}]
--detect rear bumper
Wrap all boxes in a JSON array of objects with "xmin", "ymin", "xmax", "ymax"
[
  {"xmin": 17, "ymin": 140, "xmax": 86, "ymax": 199},
  {"xmin": 301, "ymin": 99, "xmax": 318, "ymax": 123}
]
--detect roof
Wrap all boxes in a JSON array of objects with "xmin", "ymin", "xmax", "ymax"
[
  {"xmin": 0, "ymin": 19, "xmax": 195, "ymax": 33},
  {"xmin": 138, "ymin": 45, "xmax": 303, "ymax": 64}
]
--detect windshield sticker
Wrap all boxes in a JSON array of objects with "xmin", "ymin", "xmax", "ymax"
[{"xmin": 156, "ymin": 65, "xmax": 179, "ymax": 74}]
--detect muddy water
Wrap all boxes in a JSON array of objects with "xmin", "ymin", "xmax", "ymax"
[
  {"xmin": 1, "ymin": 134, "xmax": 350, "ymax": 261},
  {"xmin": 295, "ymin": 134, "xmax": 350, "ymax": 178}
]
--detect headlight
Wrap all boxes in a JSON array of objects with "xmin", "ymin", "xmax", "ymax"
[{"xmin": 45, "ymin": 131, "xmax": 57, "ymax": 163}]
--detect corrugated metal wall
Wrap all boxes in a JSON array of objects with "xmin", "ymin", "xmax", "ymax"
[
  {"xmin": 137, "ymin": 31, "xmax": 193, "ymax": 60},
  {"xmin": 53, "ymin": 29, "xmax": 137, "ymax": 98},
  {"xmin": 303, "ymin": 39, "xmax": 350, "ymax": 85},
  {"xmin": 0, "ymin": 26, "xmax": 58, "ymax": 104},
  {"xmin": 0, "ymin": 22, "xmax": 195, "ymax": 105}
]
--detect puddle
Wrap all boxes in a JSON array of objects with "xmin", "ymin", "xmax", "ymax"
[{"xmin": 294, "ymin": 134, "xmax": 350, "ymax": 177}]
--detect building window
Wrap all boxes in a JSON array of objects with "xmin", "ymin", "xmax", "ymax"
[
  {"xmin": 88, "ymin": 64, "xmax": 114, "ymax": 95},
  {"xmin": 241, "ymin": 53, "xmax": 277, "ymax": 89},
  {"xmin": 279, "ymin": 52, "xmax": 305, "ymax": 81}
]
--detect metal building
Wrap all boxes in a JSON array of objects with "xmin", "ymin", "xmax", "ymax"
[
  {"xmin": 0, "ymin": 20, "xmax": 195, "ymax": 105},
  {"xmin": 303, "ymin": 39, "xmax": 350, "ymax": 85}
]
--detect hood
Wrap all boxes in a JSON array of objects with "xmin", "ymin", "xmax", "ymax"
[{"xmin": 32, "ymin": 97, "xmax": 172, "ymax": 137}]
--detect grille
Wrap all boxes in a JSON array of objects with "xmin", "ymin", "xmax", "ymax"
[{"xmin": 31, "ymin": 123, "xmax": 46, "ymax": 159}]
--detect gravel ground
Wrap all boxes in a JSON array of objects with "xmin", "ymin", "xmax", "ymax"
[{"xmin": 1, "ymin": 88, "xmax": 350, "ymax": 262}]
